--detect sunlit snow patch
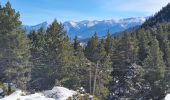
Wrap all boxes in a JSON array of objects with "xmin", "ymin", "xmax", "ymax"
[
  {"xmin": 165, "ymin": 94, "xmax": 170, "ymax": 100},
  {"xmin": 43, "ymin": 86, "xmax": 76, "ymax": 100},
  {"xmin": 1, "ymin": 86, "xmax": 76, "ymax": 100}
]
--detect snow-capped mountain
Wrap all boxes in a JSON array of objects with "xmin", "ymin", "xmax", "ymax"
[
  {"xmin": 64, "ymin": 17, "xmax": 146, "ymax": 39},
  {"xmin": 22, "ymin": 22, "xmax": 48, "ymax": 34},
  {"xmin": 22, "ymin": 17, "xmax": 146, "ymax": 39}
]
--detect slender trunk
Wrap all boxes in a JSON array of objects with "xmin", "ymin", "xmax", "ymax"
[
  {"xmin": 89, "ymin": 66, "xmax": 92, "ymax": 94},
  {"xmin": 93, "ymin": 61, "xmax": 99, "ymax": 95}
]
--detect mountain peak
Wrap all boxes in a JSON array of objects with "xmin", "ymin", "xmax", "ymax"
[
  {"xmin": 23, "ymin": 17, "xmax": 146, "ymax": 39},
  {"xmin": 22, "ymin": 21, "xmax": 48, "ymax": 34},
  {"xmin": 118, "ymin": 17, "xmax": 146, "ymax": 23},
  {"xmin": 64, "ymin": 17, "xmax": 146, "ymax": 39}
]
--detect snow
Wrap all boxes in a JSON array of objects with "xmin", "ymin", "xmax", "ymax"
[
  {"xmin": 117, "ymin": 17, "xmax": 146, "ymax": 23},
  {"xmin": 1, "ymin": 86, "xmax": 76, "ymax": 100},
  {"xmin": 65, "ymin": 17, "xmax": 146, "ymax": 29},
  {"xmin": 0, "ymin": 88, "xmax": 4, "ymax": 99},
  {"xmin": 69, "ymin": 21, "xmax": 77, "ymax": 27},
  {"xmin": 1, "ymin": 90, "xmax": 23, "ymax": 100},
  {"xmin": 43, "ymin": 87, "xmax": 76, "ymax": 100},
  {"xmin": 20, "ymin": 93, "xmax": 54, "ymax": 100},
  {"xmin": 0, "ymin": 89, "xmax": 3, "ymax": 94},
  {"xmin": 23, "ymin": 17, "xmax": 147, "ymax": 40},
  {"xmin": 165, "ymin": 94, "xmax": 170, "ymax": 100},
  {"xmin": 1, "ymin": 90, "xmax": 54, "ymax": 100},
  {"xmin": 63, "ymin": 17, "xmax": 147, "ymax": 39}
]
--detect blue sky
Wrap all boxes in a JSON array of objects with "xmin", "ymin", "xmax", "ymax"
[{"xmin": 1, "ymin": 0, "xmax": 170, "ymax": 25}]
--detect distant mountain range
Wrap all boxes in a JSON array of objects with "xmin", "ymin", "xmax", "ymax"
[
  {"xmin": 22, "ymin": 17, "xmax": 147, "ymax": 39},
  {"xmin": 22, "ymin": 22, "xmax": 48, "ymax": 34}
]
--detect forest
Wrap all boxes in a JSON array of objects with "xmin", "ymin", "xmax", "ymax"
[{"xmin": 1, "ymin": 1, "xmax": 170, "ymax": 100}]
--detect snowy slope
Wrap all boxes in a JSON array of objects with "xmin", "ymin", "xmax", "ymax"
[{"xmin": 1, "ymin": 87, "xmax": 76, "ymax": 100}]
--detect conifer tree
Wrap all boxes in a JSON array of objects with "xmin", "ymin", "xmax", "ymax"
[
  {"xmin": 85, "ymin": 33, "xmax": 99, "ymax": 62},
  {"xmin": 137, "ymin": 29, "xmax": 150, "ymax": 64},
  {"xmin": 84, "ymin": 33, "xmax": 98, "ymax": 94},
  {"xmin": 105, "ymin": 32, "xmax": 114, "ymax": 55},
  {"xmin": 73, "ymin": 36, "xmax": 84, "ymax": 57},
  {"xmin": 164, "ymin": 40, "xmax": 170, "ymax": 67},
  {"xmin": 85, "ymin": 34, "xmax": 111, "ymax": 98},
  {"xmin": 45, "ymin": 19, "xmax": 75, "ymax": 88},
  {"xmin": 164, "ymin": 40, "xmax": 170, "ymax": 96},
  {"xmin": 64, "ymin": 36, "xmax": 89, "ymax": 90},
  {"xmin": 85, "ymin": 33, "xmax": 99, "ymax": 95},
  {"xmin": 95, "ymin": 39, "xmax": 112, "ymax": 99},
  {"xmin": 110, "ymin": 33, "xmax": 143, "ymax": 99},
  {"xmin": 0, "ymin": 1, "xmax": 31, "ymax": 90},
  {"xmin": 143, "ymin": 36, "xmax": 166, "ymax": 99},
  {"xmin": 28, "ymin": 28, "xmax": 51, "ymax": 91}
]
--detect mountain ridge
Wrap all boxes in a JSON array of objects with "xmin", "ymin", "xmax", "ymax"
[
  {"xmin": 22, "ymin": 17, "xmax": 147, "ymax": 39},
  {"xmin": 142, "ymin": 3, "xmax": 170, "ymax": 28}
]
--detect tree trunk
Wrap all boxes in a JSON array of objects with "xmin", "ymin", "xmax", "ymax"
[
  {"xmin": 93, "ymin": 61, "xmax": 99, "ymax": 95},
  {"xmin": 89, "ymin": 66, "xmax": 92, "ymax": 94}
]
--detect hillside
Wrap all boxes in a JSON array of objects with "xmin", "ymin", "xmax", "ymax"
[{"xmin": 142, "ymin": 3, "xmax": 170, "ymax": 28}]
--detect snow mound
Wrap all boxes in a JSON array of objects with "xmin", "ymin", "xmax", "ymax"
[
  {"xmin": 1, "ymin": 90, "xmax": 54, "ymax": 100},
  {"xmin": 1, "ymin": 90, "xmax": 22, "ymax": 100},
  {"xmin": 165, "ymin": 94, "xmax": 170, "ymax": 100},
  {"xmin": 0, "ymin": 86, "xmax": 76, "ymax": 100},
  {"xmin": 20, "ymin": 93, "xmax": 54, "ymax": 100},
  {"xmin": 43, "ymin": 86, "xmax": 76, "ymax": 100}
]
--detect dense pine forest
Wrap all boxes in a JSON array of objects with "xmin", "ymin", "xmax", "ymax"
[{"xmin": 1, "ymin": 1, "xmax": 170, "ymax": 100}]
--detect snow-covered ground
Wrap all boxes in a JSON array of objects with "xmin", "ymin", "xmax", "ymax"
[
  {"xmin": 1, "ymin": 90, "xmax": 54, "ymax": 100},
  {"xmin": 165, "ymin": 94, "xmax": 170, "ymax": 100},
  {"xmin": 43, "ymin": 87, "xmax": 76, "ymax": 100},
  {"xmin": 0, "ymin": 86, "xmax": 76, "ymax": 100}
]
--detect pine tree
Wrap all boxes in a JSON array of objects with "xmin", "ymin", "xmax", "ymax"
[
  {"xmin": 105, "ymin": 32, "xmax": 114, "ymax": 55},
  {"xmin": 85, "ymin": 33, "xmax": 99, "ymax": 62},
  {"xmin": 0, "ymin": 1, "xmax": 31, "ymax": 90},
  {"xmin": 96, "ymin": 39, "xmax": 106, "ymax": 62},
  {"xmin": 164, "ymin": 40, "xmax": 170, "ymax": 67},
  {"xmin": 96, "ymin": 39, "xmax": 112, "ymax": 99},
  {"xmin": 164, "ymin": 40, "xmax": 170, "ymax": 96},
  {"xmin": 85, "ymin": 34, "xmax": 111, "ymax": 98},
  {"xmin": 143, "ymin": 36, "xmax": 166, "ymax": 99},
  {"xmin": 137, "ymin": 29, "xmax": 150, "ymax": 65},
  {"xmin": 63, "ymin": 36, "xmax": 89, "ymax": 90},
  {"xmin": 110, "ymin": 33, "xmax": 143, "ymax": 99},
  {"xmin": 85, "ymin": 33, "xmax": 99, "ymax": 96},
  {"xmin": 45, "ymin": 19, "xmax": 75, "ymax": 88},
  {"xmin": 73, "ymin": 36, "xmax": 84, "ymax": 57},
  {"xmin": 28, "ymin": 28, "xmax": 51, "ymax": 91}
]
